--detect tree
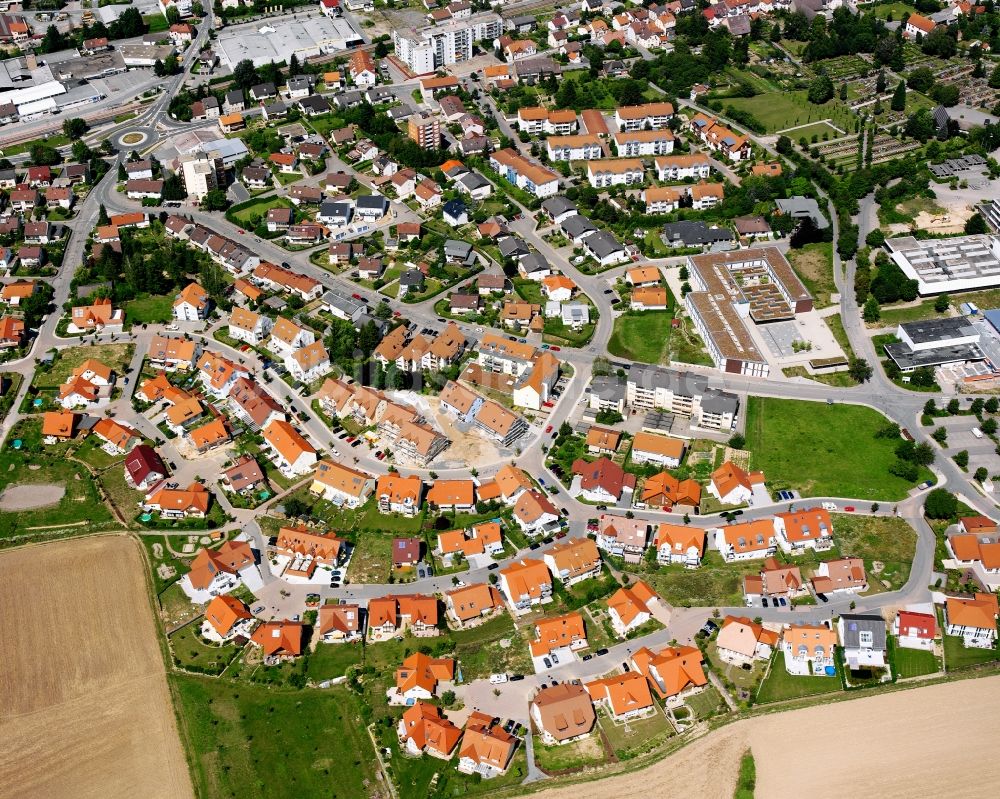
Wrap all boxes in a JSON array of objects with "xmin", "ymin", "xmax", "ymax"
[
  {"xmin": 932, "ymin": 426, "xmax": 948, "ymax": 444},
  {"xmin": 29, "ymin": 143, "xmax": 60, "ymax": 166},
  {"xmin": 865, "ymin": 229, "xmax": 885, "ymax": 248},
  {"xmin": 934, "ymin": 294, "xmax": 950, "ymax": 313},
  {"xmin": 98, "ymin": 204, "xmax": 109, "ymax": 226},
  {"xmin": 374, "ymin": 40, "xmax": 389, "ymax": 58},
  {"xmin": 839, "ymin": 82, "xmax": 848, "ymax": 101},
  {"xmin": 201, "ymin": 189, "xmax": 230, "ymax": 211},
  {"xmin": 987, "ymin": 397, "xmax": 999, "ymax": 414},
  {"xmin": 891, "ymin": 80, "xmax": 906, "ymax": 112},
  {"xmin": 907, "ymin": 67, "xmax": 935, "ymax": 93},
  {"xmin": 807, "ymin": 73, "xmax": 834, "ymax": 104},
  {"xmin": 876, "ymin": 70, "xmax": 886, "ymax": 93},
  {"xmin": 975, "ymin": 467, "xmax": 989, "ymax": 483},
  {"xmin": 153, "ymin": 58, "xmax": 166, "ymax": 77},
  {"xmin": 62, "ymin": 118, "xmax": 87, "ymax": 139},
  {"xmin": 923, "ymin": 398, "xmax": 937, "ymax": 416},
  {"xmin": 441, "ymin": 690, "xmax": 456, "ymax": 707},
  {"xmin": 971, "ymin": 398, "xmax": 985, "ymax": 417},
  {"xmin": 728, "ymin": 433, "xmax": 745, "ymax": 449},
  {"xmin": 283, "ymin": 496, "xmax": 309, "ymax": 517},
  {"xmin": 863, "ymin": 295, "xmax": 881, "ymax": 323},
  {"xmin": 233, "ymin": 59, "xmax": 259, "ymax": 91},
  {"xmin": 913, "ymin": 442, "xmax": 935, "ymax": 466},
  {"xmin": 924, "ymin": 488, "xmax": 957, "ymax": 519},
  {"xmin": 991, "ymin": 64, "xmax": 1000, "ymax": 90},
  {"xmin": 965, "ymin": 213, "xmax": 988, "ymax": 235},
  {"xmin": 848, "ymin": 358, "xmax": 873, "ymax": 383},
  {"xmin": 983, "ymin": 417, "xmax": 998, "ymax": 436},
  {"xmin": 954, "ymin": 450, "xmax": 969, "ymax": 469},
  {"xmin": 947, "ymin": 398, "xmax": 960, "ymax": 415},
  {"xmin": 929, "ymin": 83, "xmax": 959, "ymax": 107}
]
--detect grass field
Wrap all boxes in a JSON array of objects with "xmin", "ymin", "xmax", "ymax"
[
  {"xmin": 305, "ymin": 641, "xmax": 364, "ymax": 682},
  {"xmin": 784, "ymin": 121, "xmax": 843, "ymax": 140},
  {"xmin": 168, "ymin": 621, "xmax": 241, "ymax": 675},
  {"xmin": 867, "ymin": 1, "xmax": 919, "ymax": 20},
  {"xmin": 599, "ymin": 709, "xmax": 674, "ymax": 759},
  {"xmin": 827, "ymin": 514, "xmax": 917, "ymax": 592},
  {"xmin": 36, "ymin": 343, "xmax": 134, "ymax": 388},
  {"xmin": 646, "ymin": 551, "xmax": 763, "ymax": 608},
  {"xmin": 943, "ymin": 632, "xmax": 999, "ymax": 671},
  {"xmin": 171, "ymin": 675, "xmax": 377, "ymax": 799},
  {"xmin": 755, "ymin": 654, "xmax": 841, "ymax": 704},
  {"xmin": 724, "ymin": 91, "xmax": 857, "ymax": 135},
  {"xmin": 874, "ymin": 298, "xmax": 949, "ymax": 328},
  {"xmin": 608, "ymin": 310, "xmax": 674, "ymax": 363},
  {"xmin": 534, "ymin": 734, "xmax": 607, "ymax": 772},
  {"xmin": 787, "ymin": 242, "xmax": 835, "ymax": 309},
  {"xmin": 126, "ymin": 294, "xmax": 175, "ymax": 325},
  {"xmin": 229, "ymin": 195, "xmax": 293, "ymax": 226},
  {"xmin": 744, "ymin": 396, "xmax": 926, "ymax": 500},
  {"xmin": 893, "ymin": 646, "xmax": 939, "ymax": 679},
  {"xmin": 0, "ymin": 537, "xmax": 192, "ymax": 797}
]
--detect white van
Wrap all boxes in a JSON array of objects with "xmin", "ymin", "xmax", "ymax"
[
  {"xmin": 489, "ymin": 673, "xmax": 508, "ymax": 684},
  {"xmin": 821, "ymin": 502, "xmax": 837, "ymax": 511},
  {"xmin": 973, "ymin": 427, "xmax": 984, "ymax": 439}
]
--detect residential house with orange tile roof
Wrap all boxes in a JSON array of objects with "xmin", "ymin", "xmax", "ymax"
[
  {"xmin": 542, "ymin": 538, "xmax": 601, "ymax": 587},
  {"xmin": 262, "ymin": 418, "xmax": 317, "ymax": 476},
  {"xmin": 136, "ymin": 372, "xmax": 178, "ymax": 405},
  {"xmin": 202, "ymin": 595, "xmax": 253, "ymax": 641},
  {"xmin": 640, "ymin": 472, "xmax": 701, "ymax": 512},
  {"xmin": 708, "ymin": 461, "xmax": 764, "ymax": 505},
  {"xmin": 716, "ymin": 616, "xmax": 779, "ymax": 667},
  {"xmin": 811, "ymin": 557, "xmax": 867, "ymax": 596},
  {"xmin": 143, "ymin": 481, "xmax": 212, "ymax": 520},
  {"xmin": 148, "ymin": 335, "xmax": 202, "ymax": 371},
  {"xmin": 426, "ymin": 479, "xmax": 476, "ymax": 511},
  {"xmin": 959, "ymin": 515, "xmax": 998, "ymax": 535},
  {"xmin": 173, "ymin": 282, "xmax": 211, "ymax": 320},
  {"xmin": 183, "ymin": 540, "xmax": 256, "ymax": 598},
  {"xmin": 654, "ymin": 522, "xmax": 706, "ymax": 567},
  {"xmin": 0, "ymin": 316, "xmax": 24, "ymax": 349},
  {"xmin": 445, "ymin": 582, "xmax": 504, "ymax": 628},
  {"xmin": 630, "ymin": 644, "xmax": 707, "ymax": 699},
  {"xmin": 68, "ymin": 297, "xmax": 124, "ymax": 333},
  {"xmin": 586, "ymin": 425, "xmax": 621, "ymax": 455},
  {"xmin": 228, "ymin": 307, "xmax": 272, "ymax": 345},
  {"xmin": 189, "ymin": 416, "xmax": 230, "ymax": 453},
  {"xmin": 781, "ymin": 623, "xmax": 838, "ymax": 676},
  {"xmin": 438, "ymin": 522, "xmax": 503, "ymax": 565},
  {"xmin": 0, "ymin": 279, "xmax": 38, "ymax": 306},
  {"xmin": 512, "ymin": 351, "xmax": 561, "ymax": 412},
  {"xmin": 91, "ymin": 418, "xmax": 139, "ymax": 454},
  {"xmin": 376, "ymin": 473, "xmax": 423, "ymax": 517},
  {"xmin": 287, "ymin": 340, "xmax": 330, "ymax": 384},
  {"xmin": 530, "ymin": 682, "xmax": 595, "ymax": 744},
  {"xmin": 458, "ymin": 712, "xmax": 517, "ymax": 777},
  {"xmin": 275, "ymin": 526, "xmax": 345, "ymax": 578},
  {"xmin": 773, "ymin": 507, "xmax": 834, "ymax": 554},
  {"xmin": 252, "ymin": 262, "xmax": 322, "ymax": 301},
  {"xmin": 541, "ymin": 274, "xmax": 575, "ymax": 302},
  {"xmin": 309, "ymin": 460, "xmax": 374, "ymax": 507},
  {"xmin": 58, "ymin": 358, "xmax": 116, "ymax": 409},
  {"xmin": 367, "ymin": 594, "xmax": 440, "ymax": 640},
  {"xmin": 743, "ymin": 557, "xmax": 805, "ymax": 604},
  {"xmin": 529, "ymin": 611, "xmax": 588, "ymax": 661},
  {"xmin": 197, "ymin": 351, "xmax": 250, "ymax": 398},
  {"xmin": 398, "ymin": 702, "xmax": 461, "ymax": 758},
  {"xmin": 512, "ymin": 489, "xmax": 560, "ymax": 537},
  {"xmin": 494, "ymin": 464, "xmax": 533, "ymax": 504},
  {"xmin": 41, "ymin": 410, "xmax": 78, "ymax": 441},
  {"xmin": 166, "ymin": 396, "xmax": 205, "ymax": 433},
  {"xmin": 715, "ymin": 518, "xmax": 776, "ymax": 562},
  {"xmin": 488, "ymin": 148, "xmax": 560, "ymax": 198},
  {"xmin": 630, "ymin": 432, "xmax": 686, "ymax": 468},
  {"xmin": 499, "ymin": 558, "xmax": 553, "ymax": 615},
  {"xmin": 228, "ymin": 377, "xmax": 284, "ymax": 431},
  {"xmin": 596, "ymin": 514, "xmax": 649, "ymax": 562},
  {"xmin": 586, "ymin": 671, "xmax": 655, "ymax": 721},
  {"xmin": 625, "ymin": 266, "xmax": 663, "ymax": 286},
  {"xmin": 607, "ymin": 581, "xmax": 659, "ymax": 637},
  {"xmin": 268, "ymin": 316, "xmax": 314, "ymax": 358},
  {"xmin": 944, "ymin": 593, "xmax": 999, "ymax": 648},
  {"xmin": 319, "ymin": 603, "xmax": 363, "ymax": 643},
  {"xmin": 394, "ymin": 652, "xmax": 455, "ymax": 700},
  {"xmin": 630, "ymin": 285, "xmax": 670, "ymax": 311},
  {"xmin": 251, "ymin": 620, "xmax": 304, "ymax": 661}
]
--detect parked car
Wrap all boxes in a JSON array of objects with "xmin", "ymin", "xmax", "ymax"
[
  {"xmin": 543, "ymin": 657, "xmax": 552, "ymax": 669},
  {"xmin": 582, "ymin": 653, "xmax": 593, "ymax": 661},
  {"xmin": 489, "ymin": 673, "xmax": 508, "ymax": 684},
  {"xmin": 596, "ymin": 648, "xmax": 608, "ymax": 656},
  {"xmin": 487, "ymin": 562, "xmax": 499, "ymax": 570},
  {"xmin": 545, "ymin": 424, "xmax": 553, "ymax": 433},
  {"xmin": 510, "ymin": 674, "xmax": 525, "ymax": 681}
]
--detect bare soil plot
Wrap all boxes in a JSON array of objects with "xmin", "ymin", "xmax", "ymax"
[
  {"xmin": 0, "ymin": 536, "xmax": 193, "ymax": 799},
  {"xmin": 0, "ymin": 482, "xmax": 65, "ymax": 510},
  {"xmin": 532, "ymin": 675, "xmax": 1000, "ymax": 799}
]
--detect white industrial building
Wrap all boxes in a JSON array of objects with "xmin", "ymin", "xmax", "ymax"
[
  {"xmin": 215, "ymin": 13, "xmax": 363, "ymax": 68},
  {"xmin": 393, "ymin": 13, "xmax": 502, "ymax": 74},
  {"xmin": 885, "ymin": 234, "xmax": 1000, "ymax": 295}
]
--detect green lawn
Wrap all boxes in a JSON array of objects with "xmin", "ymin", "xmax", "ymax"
[
  {"xmin": 305, "ymin": 642, "xmax": 364, "ymax": 682},
  {"xmin": 724, "ymin": 90, "xmax": 857, "ymax": 135},
  {"xmin": 168, "ymin": 621, "xmax": 241, "ymax": 675},
  {"xmin": 943, "ymin": 630, "xmax": 1000, "ymax": 672},
  {"xmin": 893, "ymin": 646, "xmax": 939, "ymax": 679},
  {"xmin": 608, "ymin": 311, "xmax": 674, "ymax": 364},
  {"xmin": 170, "ymin": 675, "xmax": 379, "ymax": 799},
  {"xmin": 755, "ymin": 654, "xmax": 841, "ymax": 704},
  {"xmin": 229, "ymin": 195, "xmax": 293, "ymax": 226},
  {"xmin": 125, "ymin": 294, "xmax": 175, "ymax": 325},
  {"xmin": 787, "ymin": 242, "xmax": 835, "ymax": 309},
  {"xmin": 827, "ymin": 514, "xmax": 917, "ymax": 592},
  {"xmin": 788, "ymin": 121, "xmax": 844, "ymax": 141},
  {"xmin": 599, "ymin": 709, "xmax": 674, "ymax": 759},
  {"xmin": 35, "ymin": 343, "xmax": 135, "ymax": 388},
  {"xmin": 866, "ymin": 1, "xmax": 919, "ymax": 20},
  {"xmin": 684, "ymin": 685, "xmax": 725, "ymax": 719},
  {"xmin": 645, "ymin": 551, "xmax": 762, "ymax": 608},
  {"xmin": 143, "ymin": 13, "xmax": 169, "ymax": 33},
  {"xmin": 874, "ymin": 299, "xmax": 948, "ymax": 328},
  {"xmin": 744, "ymin": 396, "xmax": 927, "ymax": 500},
  {"xmin": 534, "ymin": 734, "xmax": 607, "ymax": 772}
]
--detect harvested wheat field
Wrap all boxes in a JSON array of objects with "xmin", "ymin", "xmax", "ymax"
[
  {"xmin": 530, "ymin": 675, "xmax": 1000, "ymax": 799},
  {"xmin": 0, "ymin": 536, "xmax": 193, "ymax": 799}
]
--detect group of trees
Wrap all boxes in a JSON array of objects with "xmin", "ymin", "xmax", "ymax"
[{"xmin": 39, "ymin": 8, "xmax": 152, "ymax": 54}]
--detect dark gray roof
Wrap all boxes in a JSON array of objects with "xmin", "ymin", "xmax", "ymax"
[
  {"xmin": 775, "ymin": 196, "xmax": 829, "ymax": 229},
  {"xmin": 628, "ymin": 363, "xmax": 709, "ymax": 400},
  {"xmin": 840, "ymin": 614, "xmax": 887, "ymax": 651},
  {"xmin": 320, "ymin": 200, "xmax": 352, "ymax": 218},
  {"xmin": 900, "ymin": 317, "xmax": 979, "ymax": 345},
  {"xmin": 519, "ymin": 252, "xmax": 549, "ymax": 274},
  {"xmin": 458, "ymin": 172, "xmax": 490, "ymax": 192},
  {"xmin": 661, "ymin": 221, "xmax": 733, "ymax": 245},
  {"xmin": 561, "ymin": 214, "xmax": 597, "ymax": 239},
  {"xmin": 583, "ymin": 230, "xmax": 624, "ymax": 259},
  {"xmin": 399, "ymin": 269, "xmax": 426, "ymax": 286},
  {"xmin": 589, "ymin": 375, "xmax": 626, "ymax": 403},
  {"xmin": 542, "ymin": 196, "xmax": 577, "ymax": 218},
  {"xmin": 884, "ymin": 341, "xmax": 984, "ymax": 371},
  {"xmin": 499, "ymin": 236, "xmax": 529, "ymax": 259},
  {"xmin": 701, "ymin": 388, "xmax": 740, "ymax": 415},
  {"xmin": 356, "ymin": 194, "xmax": 388, "ymax": 211},
  {"xmin": 322, "ymin": 289, "xmax": 365, "ymax": 316},
  {"xmin": 444, "ymin": 239, "xmax": 473, "ymax": 258},
  {"xmin": 251, "ymin": 82, "xmax": 276, "ymax": 98}
]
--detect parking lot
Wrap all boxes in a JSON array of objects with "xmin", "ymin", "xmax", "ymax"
[{"xmin": 936, "ymin": 415, "xmax": 1000, "ymax": 478}]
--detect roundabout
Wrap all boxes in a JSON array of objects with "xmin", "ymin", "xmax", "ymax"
[{"xmin": 110, "ymin": 126, "xmax": 156, "ymax": 152}]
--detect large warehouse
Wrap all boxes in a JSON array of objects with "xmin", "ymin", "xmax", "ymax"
[
  {"xmin": 215, "ymin": 13, "xmax": 363, "ymax": 69},
  {"xmin": 885, "ymin": 234, "xmax": 1000, "ymax": 295}
]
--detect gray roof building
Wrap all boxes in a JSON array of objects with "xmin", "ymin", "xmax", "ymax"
[{"xmin": 775, "ymin": 196, "xmax": 829, "ymax": 229}]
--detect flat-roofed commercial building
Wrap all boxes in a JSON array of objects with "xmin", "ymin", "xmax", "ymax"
[
  {"xmin": 886, "ymin": 234, "xmax": 1000, "ymax": 295},
  {"xmin": 684, "ymin": 247, "xmax": 813, "ymax": 378},
  {"xmin": 883, "ymin": 317, "xmax": 985, "ymax": 372}
]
